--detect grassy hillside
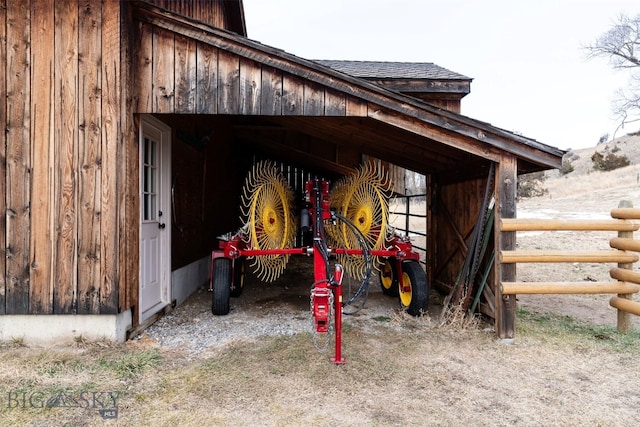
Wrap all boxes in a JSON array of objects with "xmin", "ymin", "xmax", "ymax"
[{"xmin": 556, "ymin": 131, "xmax": 640, "ymax": 177}]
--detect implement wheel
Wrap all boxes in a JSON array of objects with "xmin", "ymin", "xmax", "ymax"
[
  {"xmin": 379, "ymin": 257, "xmax": 399, "ymax": 296},
  {"xmin": 230, "ymin": 257, "xmax": 246, "ymax": 298},
  {"xmin": 212, "ymin": 258, "xmax": 232, "ymax": 315},
  {"xmin": 398, "ymin": 260, "xmax": 429, "ymax": 316}
]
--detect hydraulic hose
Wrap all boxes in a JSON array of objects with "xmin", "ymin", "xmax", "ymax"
[{"xmin": 333, "ymin": 211, "xmax": 373, "ymax": 314}]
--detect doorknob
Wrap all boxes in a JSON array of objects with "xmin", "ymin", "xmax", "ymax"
[{"xmin": 158, "ymin": 223, "xmax": 166, "ymax": 229}]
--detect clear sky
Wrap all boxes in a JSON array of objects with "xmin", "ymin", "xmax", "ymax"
[{"xmin": 242, "ymin": 0, "xmax": 640, "ymax": 150}]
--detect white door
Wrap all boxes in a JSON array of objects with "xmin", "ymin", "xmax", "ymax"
[{"xmin": 139, "ymin": 116, "xmax": 171, "ymax": 323}]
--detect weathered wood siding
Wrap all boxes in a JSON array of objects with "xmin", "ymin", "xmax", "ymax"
[
  {"xmin": 1, "ymin": 0, "xmax": 121, "ymax": 315},
  {"xmin": 132, "ymin": 24, "xmax": 368, "ymax": 118},
  {"xmin": 0, "ymin": 0, "xmax": 6, "ymax": 314},
  {"xmin": 142, "ymin": 0, "xmax": 235, "ymax": 32},
  {"xmin": 432, "ymin": 176, "xmax": 491, "ymax": 293}
]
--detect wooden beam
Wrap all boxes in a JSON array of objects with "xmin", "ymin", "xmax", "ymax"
[
  {"xmin": 368, "ymin": 105, "xmax": 503, "ymax": 164},
  {"xmin": 234, "ymin": 131, "xmax": 354, "ymax": 177},
  {"xmin": 495, "ymin": 156, "xmax": 517, "ymax": 340}
]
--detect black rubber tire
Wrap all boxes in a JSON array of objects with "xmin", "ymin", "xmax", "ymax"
[
  {"xmin": 212, "ymin": 258, "xmax": 232, "ymax": 315},
  {"xmin": 398, "ymin": 260, "xmax": 429, "ymax": 316},
  {"xmin": 379, "ymin": 257, "xmax": 399, "ymax": 296},
  {"xmin": 230, "ymin": 257, "xmax": 246, "ymax": 297}
]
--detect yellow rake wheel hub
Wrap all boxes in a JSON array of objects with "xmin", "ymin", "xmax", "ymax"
[
  {"xmin": 380, "ymin": 261, "xmax": 394, "ymax": 291},
  {"xmin": 341, "ymin": 185, "xmax": 386, "ymax": 251},
  {"xmin": 399, "ymin": 271, "xmax": 413, "ymax": 308},
  {"xmin": 328, "ymin": 162, "xmax": 392, "ymax": 279},
  {"xmin": 241, "ymin": 161, "xmax": 296, "ymax": 282},
  {"xmin": 354, "ymin": 205, "xmax": 373, "ymax": 236}
]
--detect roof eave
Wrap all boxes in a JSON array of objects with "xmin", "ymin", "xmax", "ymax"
[{"xmin": 130, "ymin": 1, "xmax": 564, "ymax": 170}]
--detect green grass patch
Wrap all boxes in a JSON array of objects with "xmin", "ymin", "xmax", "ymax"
[
  {"xmin": 98, "ymin": 348, "xmax": 162, "ymax": 379},
  {"xmin": 517, "ymin": 307, "xmax": 640, "ymax": 352}
]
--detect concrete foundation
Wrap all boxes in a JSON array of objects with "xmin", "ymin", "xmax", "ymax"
[{"xmin": 0, "ymin": 310, "xmax": 132, "ymax": 345}]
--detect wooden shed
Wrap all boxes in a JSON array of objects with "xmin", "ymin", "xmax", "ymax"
[{"xmin": 0, "ymin": 0, "xmax": 564, "ymax": 343}]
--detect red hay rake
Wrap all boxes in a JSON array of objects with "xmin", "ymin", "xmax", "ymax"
[{"xmin": 209, "ymin": 161, "xmax": 428, "ymax": 364}]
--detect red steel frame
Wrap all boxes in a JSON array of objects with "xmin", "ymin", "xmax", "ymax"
[{"xmin": 210, "ymin": 179, "xmax": 420, "ymax": 364}]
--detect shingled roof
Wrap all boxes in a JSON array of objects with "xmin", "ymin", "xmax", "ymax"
[
  {"xmin": 314, "ymin": 60, "xmax": 471, "ymax": 81},
  {"xmin": 314, "ymin": 60, "xmax": 472, "ymax": 104}
]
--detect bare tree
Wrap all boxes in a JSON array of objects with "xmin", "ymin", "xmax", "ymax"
[{"xmin": 585, "ymin": 13, "xmax": 640, "ymax": 133}]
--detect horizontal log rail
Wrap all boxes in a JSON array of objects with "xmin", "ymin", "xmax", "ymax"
[
  {"xmin": 502, "ymin": 281, "xmax": 640, "ymax": 295},
  {"xmin": 500, "ymin": 218, "xmax": 640, "ymax": 232},
  {"xmin": 610, "ymin": 267, "xmax": 640, "ymax": 283},
  {"xmin": 610, "ymin": 296, "xmax": 640, "ymax": 316},
  {"xmin": 610, "ymin": 208, "xmax": 640, "ymax": 220},
  {"xmin": 500, "ymin": 203, "xmax": 640, "ymax": 332},
  {"xmin": 500, "ymin": 250, "xmax": 639, "ymax": 264},
  {"xmin": 610, "ymin": 237, "xmax": 640, "ymax": 252}
]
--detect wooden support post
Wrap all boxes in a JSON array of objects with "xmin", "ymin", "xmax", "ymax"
[
  {"xmin": 495, "ymin": 156, "xmax": 517, "ymax": 341},
  {"xmin": 615, "ymin": 200, "xmax": 634, "ymax": 333}
]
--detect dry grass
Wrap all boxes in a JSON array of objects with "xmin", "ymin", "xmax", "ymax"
[{"xmin": 1, "ymin": 311, "xmax": 639, "ymax": 426}]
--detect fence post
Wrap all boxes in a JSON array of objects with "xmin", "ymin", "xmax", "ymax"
[
  {"xmin": 496, "ymin": 157, "xmax": 516, "ymax": 340},
  {"xmin": 616, "ymin": 200, "xmax": 634, "ymax": 333}
]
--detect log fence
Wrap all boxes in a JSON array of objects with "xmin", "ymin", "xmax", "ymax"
[{"xmin": 499, "ymin": 201, "xmax": 640, "ymax": 332}]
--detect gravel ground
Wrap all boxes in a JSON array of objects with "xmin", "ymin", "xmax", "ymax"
[{"xmin": 142, "ymin": 257, "xmax": 435, "ymax": 357}]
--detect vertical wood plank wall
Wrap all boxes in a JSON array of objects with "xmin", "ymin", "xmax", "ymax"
[
  {"xmin": 132, "ymin": 24, "xmax": 369, "ymax": 118},
  {"xmin": 1, "ymin": 0, "xmax": 122, "ymax": 315},
  {"xmin": 101, "ymin": 0, "xmax": 120, "ymax": 314},
  {"xmin": 5, "ymin": 1, "xmax": 31, "ymax": 314},
  {"xmin": 143, "ymin": 0, "xmax": 228, "ymax": 29},
  {"xmin": 30, "ymin": 0, "xmax": 54, "ymax": 314},
  {"xmin": 0, "ymin": 0, "xmax": 6, "ymax": 314},
  {"xmin": 433, "ymin": 177, "xmax": 487, "ymax": 290}
]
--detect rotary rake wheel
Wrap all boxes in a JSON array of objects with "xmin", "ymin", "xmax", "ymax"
[
  {"xmin": 328, "ymin": 162, "xmax": 393, "ymax": 279},
  {"xmin": 240, "ymin": 161, "xmax": 296, "ymax": 282}
]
